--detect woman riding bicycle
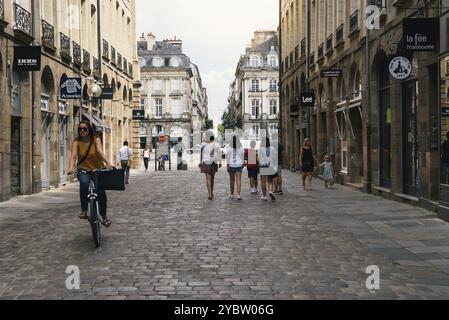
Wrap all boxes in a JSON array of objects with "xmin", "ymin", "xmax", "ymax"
[{"xmin": 68, "ymin": 121, "xmax": 114, "ymax": 228}]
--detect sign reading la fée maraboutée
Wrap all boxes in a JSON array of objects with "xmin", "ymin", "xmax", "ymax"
[{"xmin": 403, "ymin": 18, "xmax": 439, "ymax": 52}]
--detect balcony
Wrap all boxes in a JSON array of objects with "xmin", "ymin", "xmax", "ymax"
[
  {"xmin": 13, "ymin": 3, "xmax": 32, "ymax": 43},
  {"xmin": 300, "ymin": 38, "xmax": 306, "ymax": 58},
  {"xmin": 117, "ymin": 53, "xmax": 122, "ymax": 71},
  {"xmin": 111, "ymin": 46, "xmax": 116, "ymax": 65},
  {"xmin": 41, "ymin": 20, "xmax": 55, "ymax": 51},
  {"xmin": 93, "ymin": 57, "xmax": 100, "ymax": 79},
  {"xmin": 295, "ymin": 45, "xmax": 299, "ymax": 63},
  {"xmin": 102, "ymin": 39, "xmax": 109, "ymax": 60},
  {"xmin": 129, "ymin": 63, "xmax": 133, "ymax": 77},
  {"xmin": 336, "ymin": 24, "xmax": 344, "ymax": 47},
  {"xmin": 309, "ymin": 51, "xmax": 315, "ymax": 68},
  {"xmin": 326, "ymin": 34, "xmax": 333, "ymax": 54},
  {"xmin": 123, "ymin": 58, "xmax": 128, "ymax": 74},
  {"xmin": 60, "ymin": 33, "xmax": 71, "ymax": 61},
  {"xmin": 82, "ymin": 49, "xmax": 91, "ymax": 74},
  {"xmin": 317, "ymin": 43, "xmax": 324, "ymax": 62},
  {"xmin": 1, "ymin": 0, "xmax": 8, "ymax": 29},
  {"xmin": 349, "ymin": 10, "xmax": 360, "ymax": 36},
  {"xmin": 73, "ymin": 42, "xmax": 81, "ymax": 67}
]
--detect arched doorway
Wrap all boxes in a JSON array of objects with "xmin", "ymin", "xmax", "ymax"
[{"xmin": 40, "ymin": 66, "xmax": 55, "ymax": 189}]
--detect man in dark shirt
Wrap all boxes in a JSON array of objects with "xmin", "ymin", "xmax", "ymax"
[{"xmin": 441, "ymin": 132, "xmax": 449, "ymax": 184}]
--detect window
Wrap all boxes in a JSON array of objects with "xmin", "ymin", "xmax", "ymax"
[
  {"xmin": 153, "ymin": 57, "xmax": 162, "ymax": 67},
  {"xmin": 269, "ymin": 56, "xmax": 277, "ymax": 68},
  {"xmin": 140, "ymin": 98, "xmax": 145, "ymax": 110},
  {"xmin": 251, "ymin": 56, "xmax": 260, "ymax": 67},
  {"xmin": 153, "ymin": 80, "xmax": 163, "ymax": 91},
  {"xmin": 252, "ymin": 125, "xmax": 260, "ymax": 136},
  {"xmin": 251, "ymin": 79, "xmax": 260, "ymax": 92},
  {"xmin": 251, "ymin": 100, "xmax": 260, "ymax": 118},
  {"xmin": 270, "ymin": 100, "xmax": 278, "ymax": 115},
  {"xmin": 154, "ymin": 98, "xmax": 163, "ymax": 117},
  {"xmin": 269, "ymin": 79, "xmax": 278, "ymax": 92},
  {"xmin": 171, "ymin": 99, "xmax": 183, "ymax": 117},
  {"xmin": 171, "ymin": 79, "xmax": 181, "ymax": 91},
  {"xmin": 171, "ymin": 57, "xmax": 180, "ymax": 67}
]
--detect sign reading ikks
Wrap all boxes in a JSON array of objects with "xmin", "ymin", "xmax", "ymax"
[
  {"xmin": 13, "ymin": 46, "xmax": 41, "ymax": 71},
  {"xmin": 403, "ymin": 18, "xmax": 439, "ymax": 52}
]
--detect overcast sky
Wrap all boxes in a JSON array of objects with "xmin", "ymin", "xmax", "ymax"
[{"xmin": 136, "ymin": 0, "xmax": 278, "ymax": 128}]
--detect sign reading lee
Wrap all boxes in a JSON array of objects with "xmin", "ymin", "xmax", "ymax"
[
  {"xmin": 13, "ymin": 46, "xmax": 41, "ymax": 71},
  {"xmin": 403, "ymin": 18, "xmax": 439, "ymax": 52},
  {"xmin": 299, "ymin": 91, "xmax": 316, "ymax": 107},
  {"xmin": 60, "ymin": 77, "xmax": 82, "ymax": 99}
]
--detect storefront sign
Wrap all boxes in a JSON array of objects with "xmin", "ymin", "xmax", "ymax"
[
  {"xmin": 13, "ymin": 46, "xmax": 41, "ymax": 71},
  {"xmin": 403, "ymin": 18, "xmax": 439, "ymax": 52},
  {"xmin": 299, "ymin": 91, "xmax": 315, "ymax": 107},
  {"xmin": 132, "ymin": 110, "xmax": 145, "ymax": 120},
  {"xmin": 100, "ymin": 87, "xmax": 113, "ymax": 100},
  {"xmin": 60, "ymin": 77, "xmax": 82, "ymax": 99},
  {"xmin": 442, "ymin": 107, "xmax": 449, "ymax": 118},
  {"xmin": 320, "ymin": 68, "xmax": 342, "ymax": 78},
  {"xmin": 389, "ymin": 56, "xmax": 412, "ymax": 80}
]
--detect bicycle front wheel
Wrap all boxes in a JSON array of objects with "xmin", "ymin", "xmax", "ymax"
[{"xmin": 89, "ymin": 198, "xmax": 101, "ymax": 248}]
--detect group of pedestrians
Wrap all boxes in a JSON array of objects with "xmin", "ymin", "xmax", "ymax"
[{"xmin": 200, "ymin": 132, "xmax": 336, "ymax": 201}]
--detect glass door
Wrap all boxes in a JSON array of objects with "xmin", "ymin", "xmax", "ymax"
[{"xmin": 403, "ymin": 80, "xmax": 420, "ymax": 196}]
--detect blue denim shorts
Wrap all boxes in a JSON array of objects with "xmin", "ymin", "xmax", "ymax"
[{"xmin": 228, "ymin": 166, "xmax": 243, "ymax": 174}]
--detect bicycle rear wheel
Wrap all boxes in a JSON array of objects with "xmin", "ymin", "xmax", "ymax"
[{"xmin": 89, "ymin": 198, "xmax": 101, "ymax": 247}]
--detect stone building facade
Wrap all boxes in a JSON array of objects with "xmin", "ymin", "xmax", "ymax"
[
  {"xmin": 0, "ymin": 0, "xmax": 139, "ymax": 202},
  {"xmin": 137, "ymin": 33, "xmax": 208, "ymax": 150},
  {"xmin": 280, "ymin": 0, "xmax": 444, "ymax": 214},
  {"xmin": 228, "ymin": 31, "xmax": 280, "ymax": 140}
]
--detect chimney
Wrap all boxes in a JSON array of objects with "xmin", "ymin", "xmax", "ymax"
[
  {"xmin": 146, "ymin": 32, "xmax": 156, "ymax": 50},
  {"xmin": 165, "ymin": 37, "xmax": 183, "ymax": 52}
]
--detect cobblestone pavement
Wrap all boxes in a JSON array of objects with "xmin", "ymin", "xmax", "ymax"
[{"xmin": 2, "ymin": 169, "xmax": 449, "ymax": 300}]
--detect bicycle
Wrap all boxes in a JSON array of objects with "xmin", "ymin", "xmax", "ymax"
[{"xmin": 75, "ymin": 169, "xmax": 104, "ymax": 248}]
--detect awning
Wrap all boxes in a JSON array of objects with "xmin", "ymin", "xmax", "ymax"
[
  {"xmin": 93, "ymin": 115, "xmax": 112, "ymax": 133},
  {"xmin": 82, "ymin": 112, "xmax": 111, "ymax": 133}
]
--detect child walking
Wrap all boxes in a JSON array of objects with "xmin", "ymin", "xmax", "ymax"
[{"xmin": 320, "ymin": 155, "xmax": 334, "ymax": 189}]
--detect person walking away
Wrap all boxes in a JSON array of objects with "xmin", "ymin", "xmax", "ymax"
[
  {"xmin": 245, "ymin": 140, "xmax": 259, "ymax": 194},
  {"xmin": 274, "ymin": 138, "xmax": 284, "ymax": 195},
  {"xmin": 200, "ymin": 132, "xmax": 221, "ymax": 200},
  {"xmin": 300, "ymin": 138, "xmax": 318, "ymax": 191},
  {"xmin": 227, "ymin": 135, "xmax": 244, "ymax": 200},
  {"xmin": 142, "ymin": 145, "xmax": 151, "ymax": 172},
  {"xmin": 259, "ymin": 137, "xmax": 278, "ymax": 202},
  {"xmin": 320, "ymin": 155, "xmax": 334, "ymax": 189},
  {"xmin": 68, "ymin": 121, "xmax": 113, "ymax": 227},
  {"xmin": 118, "ymin": 141, "xmax": 133, "ymax": 184}
]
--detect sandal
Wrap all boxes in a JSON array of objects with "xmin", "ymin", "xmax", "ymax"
[{"xmin": 79, "ymin": 212, "xmax": 88, "ymax": 220}]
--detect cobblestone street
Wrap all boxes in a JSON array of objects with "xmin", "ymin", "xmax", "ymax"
[{"xmin": 2, "ymin": 169, "xmax": 449, "ymax": 300}]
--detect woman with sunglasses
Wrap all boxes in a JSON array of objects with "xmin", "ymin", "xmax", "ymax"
[{"xmin": 68, "ymin": 121, "xmax": 114, "ymax": 227}]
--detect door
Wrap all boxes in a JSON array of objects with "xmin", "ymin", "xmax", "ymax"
[
  {"xmin": 439, "ymin": 57, "xmax": 449, "ymax": 220},
  {"xmin": 59, "ymin": 117, "xmax": 68, "ymax": 184},
  {"xmin": 403, "ymin": 80, "xmax": 420, "ymax": 196},
  {"xmin": 41, "ymin": 115, "xmax": 52, "ymax": 189},
  {"xmin": 379, "ymin": 87, "xmax": 391, "ymax": 188},
  {"xmin": 10, "ymin": 117, "xmax": 22, "ymax": 196}
]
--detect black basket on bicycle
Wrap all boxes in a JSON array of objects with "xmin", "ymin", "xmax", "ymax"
[{"xmin": 97, "ymin": 168, "xmax": 126, "ymax": 191}]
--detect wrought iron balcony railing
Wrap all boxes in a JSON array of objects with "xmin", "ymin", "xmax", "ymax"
[
  {"xmin": 117, "ymin": 53, "xmax": 122, "ymax": 70},
  {"xmin": 317, "ymin": 43, "xmax": 324, "ymax": 61},
  {"xmin": 1, "ymin": 0, "xmax": 5, "ymax": 22},
  {"xmin": 73, "ymin": 41, "xmax": 81, "ymax": 67},
  {"xmin": 326, "ymin": 34, "xmax": 333, "ymax": 53},
  {"xmin": 309, "ymin": 51, "xmax": 315, "ymax": 67},
  {"xmin": 60, "ymin": 33, "xmax": 71, "ymax": 61},
  {"xmin": 102, "ymin": 39, "xmax": 109, "ymax": 60},
  {"xmin": 129, "ymin": 63, "xmax": 133, "ymax": 77},
  {"xmin": 369, "ymin": 0, "xmax": 387, "ymax": 10},
  {"xmin": 93, "ymin": 57, "xmax": 100, "ymax": 79},
  {"xmin": 111, "ymin": 46, "xmax": 116, "ymax": 65},
  {"xmin": 41, "ymin": 20, "xmax": 54, "ymax": 49},
  {"xmin": 14, "ymin": 3, "xmax": 32, "ymax": 36},
  {"xmin": 336, "ymin": 24, "xmax": 344, "ymax": 46},
  {"xmin": 300, "ymin": 38, "xmax": 306, "ymax": 58},
  {"xmin": 83, "ymin": 49, "xmax": 91, "ymax": 73},
  {"xmin": 294, "ymin": 45, "xmax": 299, "ymax": 63},
  {"xmin": 349, "ymin": 10, "xmax": 359, "ymax": 35}
]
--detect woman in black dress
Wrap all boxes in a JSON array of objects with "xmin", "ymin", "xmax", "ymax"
[{"xmin": 300, "ymin": 138, "xmax": 318, "ymax": 190}]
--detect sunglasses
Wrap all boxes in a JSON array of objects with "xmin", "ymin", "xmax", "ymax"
[{"xmin": 78, "ymin": 127, "xmax": 89, "ymax": 132}]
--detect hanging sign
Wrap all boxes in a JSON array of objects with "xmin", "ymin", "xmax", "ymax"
[
  {"xmin": 13, "ymin": 46, "xmax": 41, "ymax": 71},
  {"xmin": 403, "ymin": 18, "xmax": 439, "ymax": 52},
  {"xmin": 389, "ymin": 55, "xmax": 412, "ymax": 80},
  {"xmin": 132, "ymin": 110, "xmax": 145, "ymax": 120},
  {"xmin": 60, "ymin": 77, "xmax": 82, "ymax": 99},
  {"xmin": 100, "ymin": 87, "xmax": 113, "ymax": 100},
  {"xmin": 320, "ymin": 68, "xmax": 343, "ymax": 78},
  {"xmin": 299, "ymin": 91, "xmax": 316, "ymax": 107}
]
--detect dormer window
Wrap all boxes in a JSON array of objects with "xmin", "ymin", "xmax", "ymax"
[
  {"xmin": 250, "ymin": 56, "xmax": 260, "ymax": 67},
  {"xmin": 153, "ymin": 57, "xmax": 162, "ymax": 67},
  {"xmin": 171, "ymin": 57, "xmax": 180, "ymax": 67},
  {"xmin": 269, "ymin": 56, "xmax": 278, "ymax": 68}
]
